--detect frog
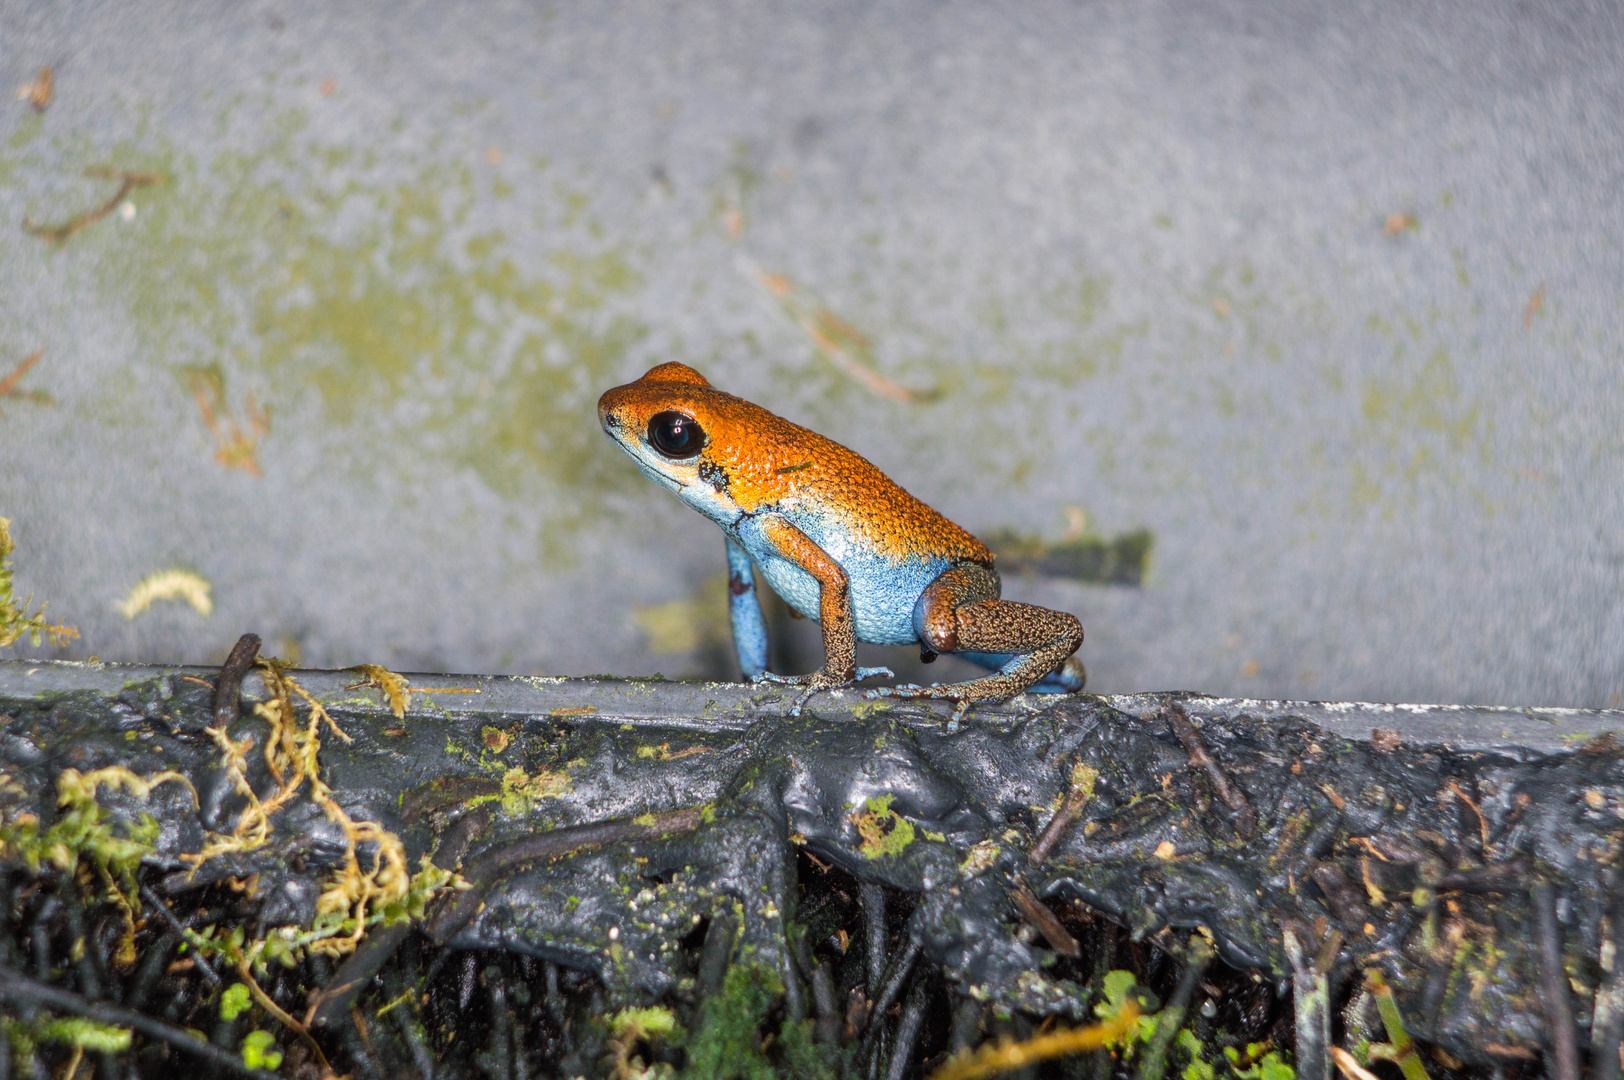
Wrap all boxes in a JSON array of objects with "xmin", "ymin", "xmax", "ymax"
[{"xmin": 598, "ymin": 362, "xmax": 1085, "ymax": 727}]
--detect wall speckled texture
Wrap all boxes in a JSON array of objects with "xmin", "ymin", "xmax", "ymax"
[{"xmin": 0, "ymin": 1, "xmax": 1620, "ymax": 707}]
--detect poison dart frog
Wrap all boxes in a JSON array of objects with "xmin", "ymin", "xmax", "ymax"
[{"xmin": 598, "ymin": 362, "xmax": 1085, "ymax": 727}]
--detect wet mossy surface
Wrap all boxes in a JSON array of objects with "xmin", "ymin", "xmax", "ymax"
[{"xmin": 1, "ymin": 660, "xmax": 1621, "ymax": 1078}]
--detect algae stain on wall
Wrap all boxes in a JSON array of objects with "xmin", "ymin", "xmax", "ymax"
[
  {"xmin": 84, "ymin": 109, "xmax": 648, "ymax": 528},
  {"xmin": 1346, "ymin": 311, "xmax": 1494, "ymax": 517}
]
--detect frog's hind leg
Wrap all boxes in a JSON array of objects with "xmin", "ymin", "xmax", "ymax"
[
  {"xmin": 869, "ymin": 564, "xmax": 1083, "ymax": 727},
  {"xmin": 957, "ymin": 651, "xmax": 1086, "ymax": 693}
]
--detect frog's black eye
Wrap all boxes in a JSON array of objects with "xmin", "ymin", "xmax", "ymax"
[{"xmin": 647, "ymin": 411, "xmax": 705, "ymax": 459}]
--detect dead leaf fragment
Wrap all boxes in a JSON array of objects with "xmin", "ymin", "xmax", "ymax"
[
  {"xmin": 16, "ymin": 66, "xmax": 52, "ymax": 111},
  {"xmin": 188, "ymin": 367, "xmax": 270, "ymax": 475},
  {"xmin": 352, "ymin": 664, "xmax": 411, "ymax": 718},
  {"xmin": 1522, "ymin": 284, "xmax": 1544, "ymax": 329},
  {"xmin": 736, "ymin": 253, "xmax": 938, "ymax": 403},
  {"xmin": 1383, "ymin": 213, "xmax": 1417, "ymax": 236}
]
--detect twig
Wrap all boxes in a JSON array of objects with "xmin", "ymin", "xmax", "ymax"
[
  {"xmin": 1134, "ymin": 935, "xmax": 1215, "ymax": 1080},
  {"xmin": 1532, "ymin": 882, "xmax": 1580, "ymax": 1080},
  {"xmin": 424, "ymin": 805, "xmax": 709, "ymax": 941},
  {"xmin": 0, "ymin": 965, "xmax": 279, "ymax": 1079},
  {"xmin": 212, "ymin": 633, "xmax": 262, "ymax": 729},
  {"xmin": 1030, "ymin": 761, "xmax": 1097, "ymax": 865},
  {"xmin": 1011, "ymin": 884, "xmax": 1080, "ymax": 958},
  {"xmin": 1165, "ymin": 705, "xmax": 1254, "ymax": 838},
  {"xmin": 235, "ymin": 957, "xmax": 333, "ymax": 1077},
  {"xmin": 24, "ymin": 167, "xmax": 164, "ymax": 244},
  {"xmin": 137, "ymin": 884, "xmax": 219, "ymax": 986},
  {"xmin": 310, "ymin": 804, "xmax": 487, "ymax": 1028},
  {"xmin": 1282, "ymin": 927, "xmax": 1333, "ymax": 1080},
  {"xmin": 884, "ymin": 980, "xmax": 930, "ymax": 1080},
  {"xmin": 1426, "ymin": 862, "xmax": 1522, "ymax": 894},
  {"xmin": 1446, "ymin": 781, "xmax": 1492, "ymax": 853},
  {"xmin": 0, "ymin": 351, "xmax": 43, "ymax": 398},
  {"xmin": 306, "ymin": 922, "xmax": 410, "ymax": 1028},
  {"xmin": 1330, "ymin": 1047, "xmax": 1383, "ymax": 1080},
  {"xmin": 866, "ymin": 940, "xmax": 921, "ymax": 1036}
]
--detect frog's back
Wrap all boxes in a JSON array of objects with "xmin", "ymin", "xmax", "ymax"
[
  {"xmin": 707, "ymin": 396, "xmax": 992, "ymax": 570},
  {"xmin": 599, "ymin": 363, "xmax": 995, "ymax": 645},
  {"xmin": 706, "ymin": 398, "xmax": 991, "ymax": 644}
]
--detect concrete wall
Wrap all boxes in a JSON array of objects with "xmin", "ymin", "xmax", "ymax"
[{"xmin": 1, "ymin": 0, "xmax": 1620, "ymax": 707}]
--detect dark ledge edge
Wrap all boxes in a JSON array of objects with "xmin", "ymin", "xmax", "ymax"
[{"xmin": 1, "ymin": 659, "xmax": 1617, "ymax": 754}]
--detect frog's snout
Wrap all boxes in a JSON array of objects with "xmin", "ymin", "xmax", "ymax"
[{"xmin": 597, "ymin": 389, "xmax": 629, "ymax": 440}]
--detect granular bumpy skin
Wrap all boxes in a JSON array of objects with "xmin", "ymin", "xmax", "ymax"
[
  {"xmin": 598, "ymin": 362, "xmax": 1086, "ymax": 708},
  {"xmin": 598, "ymin": 362, "xmax": 993, "ymax": 567}
]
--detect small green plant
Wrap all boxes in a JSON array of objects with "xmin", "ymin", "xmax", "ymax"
[
  {"xmin": 1094, "ymin": 970, "xmax": 1158, "ymax": 1049},
  {"xmin": 240, "ymin": 1029, "xmax": 283, "ymax": 1070},
  {"xmin": 219, "ymin": 983, "xmax": 251, "ymax": 1021},
  {"xmin": 609, "ymin": 1007, "xmax": 682, "ymax": 1079},
  {"xmin": 0, "ymin": 766, "xmax": 193, "ymax": 965},
  {"xmin": 0, "ymin": 517, "xmax": 77, "ymax": 648},
  {"xmin": 1178, "ymin": 1029, "xmax": 1215, "ymax": 1080},
  {"xmin": 1225, "ymin": 1044, "xmax": 1296, "ymax": 1080}
]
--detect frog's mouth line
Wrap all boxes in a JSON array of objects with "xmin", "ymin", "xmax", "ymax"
[{"xmin": 602, "ymin": 418, "xmax": 696, "ymax": 497}]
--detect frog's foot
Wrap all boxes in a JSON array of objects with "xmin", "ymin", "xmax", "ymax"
[
  {"xmin": 755, "ymin": 666, "xmax": 895, "ymax": 715},
  {"xmin": 864, "ymin": 683, "xmax": 975, "ymax": 731}
]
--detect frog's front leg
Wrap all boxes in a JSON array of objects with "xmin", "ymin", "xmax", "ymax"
[
  {"xmin": 750, "ymin": 516, "xmax": 891, "ymax": 714},
  {"xmin": 725, "ymin": 536, "xmax": 768, "ymax": 680},
  {"xmin": 870, "ymin": 563, "xmax": 1083, "ymax": 729}
]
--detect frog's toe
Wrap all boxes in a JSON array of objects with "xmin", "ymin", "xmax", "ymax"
[
  {"xmin": 854, "ymin": 666, "xmax": 893, "ymax": 683},
  {"xmin": 867, "ymin": 683, "xmax": 922, "ymax": 698}
]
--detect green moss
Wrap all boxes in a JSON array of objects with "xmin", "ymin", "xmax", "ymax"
[
  {"xmin": 777, "ymin": 1018, "xmax": 839, "ymax": 1080},
  {"xmin": 682, "ymin": 964, "xmax": 788, "ymax": 1080},
  {"xmin": 0, "ymin": 517, "xmax": 77, "ymax": 648},
  {"xmin": 33, "ymin": 1017, "xmax": 132, "ymax": 1054},
  {"xmin": 1179, "ymin": 1029, "xmax": 1215, "ymax": 1080},
  {"xmin": 854, "ymin": 794, "xmax": 916, "ymax": 860},
  {"xmin": 498, "ymin": 765, "xmax": 572, "ymax": 815},
  {"xmin": 34, "ymin": 102, "xmax": 649, "ymax": 549}
]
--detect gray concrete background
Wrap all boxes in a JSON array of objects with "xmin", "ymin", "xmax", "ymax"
[{"xmin": 0, "ymin": 1, "xmax": 1620, "ymax": 707}]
